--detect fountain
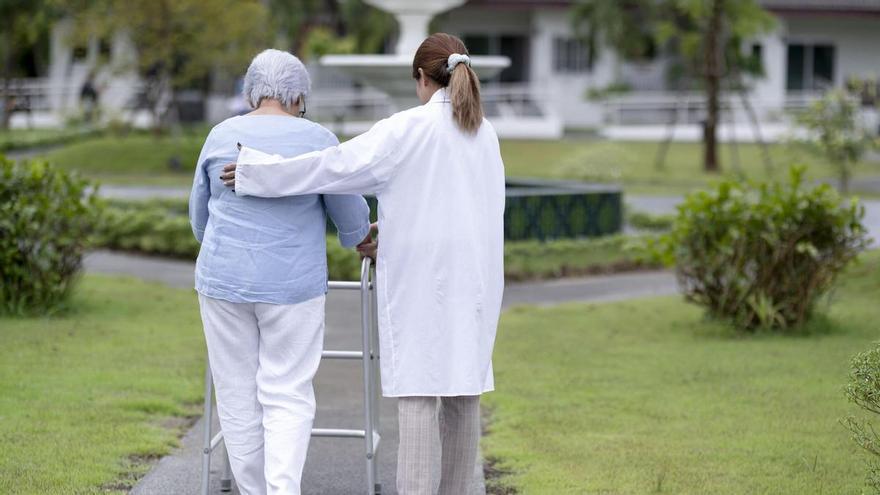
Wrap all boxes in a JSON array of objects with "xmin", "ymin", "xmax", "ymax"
[{"xmin": 319, "ymin": 0, "xmax": 510, "ymax": 109}]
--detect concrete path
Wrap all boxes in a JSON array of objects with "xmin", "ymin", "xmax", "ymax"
[{"xmin": 83, "ymin": 250, "xmax": 677, "ymax": 495}]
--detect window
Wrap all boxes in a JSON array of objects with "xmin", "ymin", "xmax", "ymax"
[
  {"xmin": 462, "ymin": 34, "xmax": 529, "ymax": 83},
  {"xmin": 553, "ymin": 37, "xmax": 591, "ymax": 73},
  {"xmin": 750, "ymin": 43, "xmax": 763, "ymax": 73},
  {"xmin": 786, "ymin": 43, "xmax": 835, "ymax": 91}
]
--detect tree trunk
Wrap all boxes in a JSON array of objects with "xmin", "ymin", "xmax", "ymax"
[
  {"xmin": 702, "ymin": 0, "xmax": 724, "ymax": 173},
  {"xmin": 840, "ymin": 162, "xmax": 851, "ymax": 195},
  {"xmin": 1, "ymin": 25, "xmax": 13, "ymax": 130}
]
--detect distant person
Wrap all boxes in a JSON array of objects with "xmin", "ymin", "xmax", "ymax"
[
  {"xmin": 188, "ymin": 49, "xmax": 371, "ymax": 495},
  {"xmin": 80, "ymin": 73, "xmax": 99, "ymax": 123},
  {"xmin": 222, "ymin": 33, "xmax": 505, "ymax": 495}
]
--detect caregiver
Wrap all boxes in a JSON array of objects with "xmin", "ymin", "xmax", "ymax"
[{"xmin": 222, "ymin": 33, "xmax": 504, "ymax": 495}]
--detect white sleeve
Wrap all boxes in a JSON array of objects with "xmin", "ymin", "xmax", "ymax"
[{"xmin": 234, "ymin": 117, "xmax": 402, "ymax": 198}]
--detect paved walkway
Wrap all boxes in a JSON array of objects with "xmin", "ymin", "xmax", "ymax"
[{"xmin": 83, "ymin": 250, "xmax": 677, "ymax": 495}]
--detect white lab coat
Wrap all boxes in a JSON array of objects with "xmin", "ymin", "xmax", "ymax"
[{"xmin": 234, "ymin": 88, "xmax": 505, "ymax": 397}]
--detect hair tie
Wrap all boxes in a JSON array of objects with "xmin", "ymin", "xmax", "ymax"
[{"xmin": 447, "ymin": 53, "xmax": 471, "ymax": 74}]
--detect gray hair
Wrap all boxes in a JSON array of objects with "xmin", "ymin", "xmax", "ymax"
[{"xmin": 242, "ymin": 49, "xmax": 311, "ymax": 109}]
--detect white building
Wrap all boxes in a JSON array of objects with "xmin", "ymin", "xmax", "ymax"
[
  {"xmin": 10, "ymin": 0, "xmax": 880, "ymax": 140},
  {"xmin": 431, "ymin": 0, "xmax": 880, "ymax": 139}
]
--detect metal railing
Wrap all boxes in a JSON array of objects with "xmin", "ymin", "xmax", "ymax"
[{"xmin": 599, "ymin": 90, "xmax": 825, "ymax": 126}]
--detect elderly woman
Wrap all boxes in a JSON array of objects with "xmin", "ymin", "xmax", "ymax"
[{"xmin": 188, "ymin": 49, "xmax": 371, "ymax": 495}]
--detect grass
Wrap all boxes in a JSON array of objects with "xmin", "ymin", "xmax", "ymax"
[
  {"xmin": 35, "ymin": 131, "xmax": 880, "ymax": 194},
  {"xmin": 43, "ymin": 132, "xmax": 205, "ymax": 186},
  {"xmin": 483, "ymin": 250, "xmax": 880, "ymax": 494},
  {"xmin": 0, "ymin": 127, "xmax": 102, "ymax": 152},
  {"xmin": 501, "ymin": 139, "xmax": 880, "ymax": 195},
  {"xmin": 0, "ymin": 276, "xmax": 205, "ymax": 494}
]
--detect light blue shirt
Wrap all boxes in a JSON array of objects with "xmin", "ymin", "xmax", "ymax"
[{"xmin": 188, "ymin": 114, "xmax": 370, "ymax": 304}]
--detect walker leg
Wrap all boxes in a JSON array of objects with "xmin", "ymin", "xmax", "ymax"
[
  {"xmin": 361, "ymin": 259, "xmax": 377, "ymax": 495},
  {"xmin": 220, "ymin": 444, "xmax": 233, "ymax": 492},
  {"xmin": 200, "ymin": 358, "xmax": 214, "ymax": 495},
  {"xmin": 370, "ymin": 277, "xmax": 382, "ymax": 495}
]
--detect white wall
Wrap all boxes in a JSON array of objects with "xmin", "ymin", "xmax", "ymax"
[
  {"xmin": 749, "ymin": 26, "xmax": 788, "ymax": 118},
  {"xmin": 437, "ymin": 6, "xmax": 532, "ymax": 35},
  {"xmin": 529, "ymin": 9, "xmax": 617, "ymax": 129},
  {"xmin": 47, "ymin": 20, "xmax": 140, "ymax": 118},
  {"xmin": 437, "ymin": 6, "xmax": 618, "ymax": 129}
]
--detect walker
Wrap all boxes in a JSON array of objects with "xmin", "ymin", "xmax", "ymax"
[{"xmin": 199, "ymin": 257, "xmax": 382, "ymax": 494}]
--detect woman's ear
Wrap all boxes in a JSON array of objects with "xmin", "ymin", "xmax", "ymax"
[{"xmin": 417, "ymin": 68, "xmax": 426, "ymax": 87}]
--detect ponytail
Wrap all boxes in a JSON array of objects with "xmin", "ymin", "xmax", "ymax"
[
  {"xmin": 448, "ymin": 62, "xmax": 483, "ymax": 134},
  {"xmin": 412, "ymin": 33, "xmax": 485, "ymax": 134}
]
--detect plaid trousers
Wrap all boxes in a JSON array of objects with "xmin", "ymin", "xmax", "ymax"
[{"xmin": 397, "ymin": 395, "xmax": 481, "ymax": 495}]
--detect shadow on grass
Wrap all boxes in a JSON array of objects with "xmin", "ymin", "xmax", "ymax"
[
  {"xmin": 480, "ymin": 404, "xmax": 519, "ymax": 495},
  {"xmin": 483, "ymin": 455, "xmax": 518, "ymax": 495}
]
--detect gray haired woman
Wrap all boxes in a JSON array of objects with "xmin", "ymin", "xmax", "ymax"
[{"xmin": 188, "ymin": 49, "xmax": 371, "ymax": 495}]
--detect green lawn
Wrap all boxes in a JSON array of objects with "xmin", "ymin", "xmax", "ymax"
[
  {"xmin": 36, "ymin": 132, "xmax": 880, "ymax": 194},
  {"xmin": 501, "ymin": 139, "xmax": 880, "ymax": 195},
  {"xmin": 43, "ymin": 133, "xmax": 204, "ymax": 186},
  {"xmin": 0, "ymin": 276, "xmax": 204, "ymax": 494},
  {"xmin": 0, "ymin": 127, "xmax": 102, "ymax": 152},
  {"xmin": 484, "ymin": 251, "xmax": 880, "ymax": 494}
]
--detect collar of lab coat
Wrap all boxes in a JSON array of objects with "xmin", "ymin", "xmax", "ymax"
[{"xmin": 428, "ymin": 88, "xmax": 450, "ymax": 104}]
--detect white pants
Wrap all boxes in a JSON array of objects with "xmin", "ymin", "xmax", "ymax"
[{"xmin": 199, "ymin": 294, "xmax": 326, "ymax": 495}]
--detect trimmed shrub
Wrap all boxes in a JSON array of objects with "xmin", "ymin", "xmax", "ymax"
[
  {"xmin": 96, "ymin": 200, "xmax": 652, "ymax": 283},
  {"xmin": 627, "ymin": 210, "xmax": 675, "ymax": 232},
  {"xmin": 0, "ymin": 156, "xmax": 101, "ymax": 315},
  {"xmin": 93, "ymin": 200, "xmax": 363, "ymax": 281},
  {"xmin": 504, "ymin": 234, "xmax": 656, "ymax": 281},
  {"xmin": 653, "ymin": 166, "xmax": 867, "ymax": 330},
  {"xmin": 843, "ymin": 344, "xmax": 880, "ymax": 493}
]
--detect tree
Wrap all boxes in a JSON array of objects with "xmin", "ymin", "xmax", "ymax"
[
  {"xmin": 0, "ymin": 0, "xmax": 57, "ymax": 129},
  {"xmin": 572, "ymin": 0, "xmax": 775, "ymax": 173},
  {"xmin": 69, "ymin": 0, "xmax": 269, "ymax": 131},
  {"xmin": 268, "ymin": 0, "xmax": 395, "ymax": 60},
  {"xmin": 796, "ymin": 90, "xmax": 876, "ymax": 194}
]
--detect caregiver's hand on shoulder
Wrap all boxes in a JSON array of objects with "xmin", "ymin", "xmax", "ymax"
[{"xmin": 221, "ymin": 163, "xmax": 236, "ymax": 188}]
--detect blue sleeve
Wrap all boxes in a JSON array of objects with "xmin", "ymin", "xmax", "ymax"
[
  {"xmin": 188, "ymin": 135, "xmax": 212, "ymax": 243},
  {"xmin": 318, "ymin": 132, "xmax": 371, "ymax": 248}
]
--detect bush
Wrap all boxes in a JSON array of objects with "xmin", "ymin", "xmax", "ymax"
[
  {"xmin": 652, "ymin": 166, "xmax": 867, "ymax": 331},
  {"xmin": 627, "ymin": 210, "xmax": 675, "ymax": 232},
  {"xmin": 795, "ymin": 89, "xmax": 878, "ymax": 194},
  {"xmin": 843, "ymin": 344, "xmax": 880, "ymax": 493},
  {"xmin": 0, "ymin": 156, "xmax": 101, "ymax": 315},
  {"xmin": 504, "ymin": 234, "xmax": 657, "ymax": 280}
]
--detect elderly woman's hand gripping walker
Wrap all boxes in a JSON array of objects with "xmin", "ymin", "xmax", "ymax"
[{"xmin": 218, "ymin": 33, "xmax": 506, "ymax": 495}]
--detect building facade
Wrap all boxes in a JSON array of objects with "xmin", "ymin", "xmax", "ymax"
[
  {"xmin": 9, "ymin": 0, "xmax": 880, "ymax": 139},
  {"xmin": 434, "ymin": 0, "xmax": 880, "ymax": 138}
]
